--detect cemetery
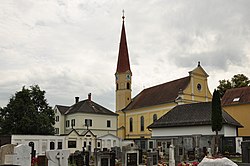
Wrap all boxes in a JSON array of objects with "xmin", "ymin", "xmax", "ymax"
[{"xmin": 1, "ymin": 140, "xmax": 249, "ymax": 166}]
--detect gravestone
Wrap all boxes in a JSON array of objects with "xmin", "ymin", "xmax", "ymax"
[
  {"xmin": 1, "ymin": 144, "xmax": 31, "ymax": 166},
  {"xmin": 169, "ymin": 144, "xmax": 175, "ymax": 166},
  {"xmin": 0, "ymin": 144, "xmax": 15, "ymax": 165},
  {"xmin": 46, "ymin": 150, "xmax": 70, "ymax": 166},
  {"xmin": 111, "ymin": 146, "xmax": 122, "ymax": 160},
  {"xmin": 207, "ymin": 148, "xmax": 212, "ymax": 158},
  {"xmin": 74, "ymin": 148, "xmax": 90, "ymax": 166},
  {"xmin": 242, "ymin": 140, "xmax": 250, "ymax": 163},
  {"xmin": 14, "ymin": 144, "xmax": 31, "ymax": 166},
  {"xmin": 37, "ymin": 155, "xmax": 48, "ymax": 166},
  {"xmin": 147, "ymin": 151, "xmax": 158, "ymax": 166},
  {"xmin": 94, "ymin": 149, "xmax": 115, "ymax": 166},
  {"xmin": 122, "ymin": 143, "xmax": 139, "ymax": 166}
]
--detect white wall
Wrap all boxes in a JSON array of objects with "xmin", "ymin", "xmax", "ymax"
[
  {"xmin": 65, "ymin": 113, "xmax": 117, "ymax": 137},
  {"xmin": 152, "ymin": 125, "xmax": 237, "ymax": 137},
  {"xmin": 11, "ymin": 135, "xmax": 65, "ymax": 155}
]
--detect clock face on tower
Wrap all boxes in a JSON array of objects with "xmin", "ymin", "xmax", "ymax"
[{"xmin": 126, "ymin": 74, "xmax": 131, "ymax": 80}]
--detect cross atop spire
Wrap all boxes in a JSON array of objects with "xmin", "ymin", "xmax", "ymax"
[{"xmin": 122, "ymin": 10, "xmax": 125, "ymax": 21}]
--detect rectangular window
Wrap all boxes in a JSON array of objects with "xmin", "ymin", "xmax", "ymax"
[
  {"xmin": 97, "ymin": 142, "xmax": 101, "ymax": 147},
  {"xmin": 71, "ymin": 119, "xmax": 75, "ymax": 127},
  {"xmin": 107, "ymin": 120, "xmax": 111, "ymax": 127},
  {"xmin": 55, "ymin": 128, "xmax": 59, "ymax": 134},
  {"xmin": 84, "ymin": 141, "xmax": 87, "ymax": 147},
  {"xmin": 66, "ymin": 120, "xmax": 70, "ymax": 127},
  {"xmin": 68, "ymin": 141, "xmax": 76, "ymax": 148},
  {"xmin": 149, "ymin": 141, "xmax": 153, "ymax": 149},
  {"xmin": 58, "ymin": 142, "xmax": 62, "ymax": 149},
  {"xmin": 85, "ymin": 119, "xmax": 92, "ymax": 127},
  {"xmin": 55, "ymin": 116, "xmax": 59, "ymax": 122}
]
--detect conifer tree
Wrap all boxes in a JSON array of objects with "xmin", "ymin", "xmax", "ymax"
[{"xmin": 211, "ymin": 89, "xmax": 223, "ymax": 154}]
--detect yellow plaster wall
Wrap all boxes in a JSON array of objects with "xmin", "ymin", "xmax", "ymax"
[
  {"xmin": 116, "ymin": 72, "xmax": 132, "ymax": 111},
  {"xmin": 223, "ymin": 104, "xmax": 250, "ymax": 136},
  {"xmin": 118, "ymin": 65, "xmax": 213, "ymax": 140},
  {"xmin": 125, "ymin": 103, "xmax": 177, "ymax": 139}
]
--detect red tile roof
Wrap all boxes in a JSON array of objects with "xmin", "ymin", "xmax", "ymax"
[
  {"xmin": 222, "ymin": 86, "xmax": 250, "ymax": 106},
  {"xmin": 125, "ymin": 76, "xmax": 190, "ymax": 110},
  {"xmin": 116, "ymin": 20, "xmax": 131, "ymax": 73}
]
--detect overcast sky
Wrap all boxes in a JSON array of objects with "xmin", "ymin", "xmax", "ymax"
[{"xmin": 0, "ymin": 0, "xmax": 249, "ymax": 111}]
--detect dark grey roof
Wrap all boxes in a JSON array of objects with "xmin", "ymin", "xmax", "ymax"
[
  {"xmin": 148, "ymin": 102, "xmax": 242, "ymax": 128},
  {"xmin": 64, "ymin": 99, "xmax": 118, "ymax": 116},
  {"xmin": 56, "ymin": 105, "xmax": 70, "ymax": 114}
]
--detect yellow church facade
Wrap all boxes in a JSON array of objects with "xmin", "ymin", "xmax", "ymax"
[{"xmin": 115, "ymin": 16, "xmax": 212, "ymax": 140}]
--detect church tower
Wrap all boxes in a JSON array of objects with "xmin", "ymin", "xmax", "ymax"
[{"xmin": 115, "ymin": 13, "xmax": 132, "ymax": 112}]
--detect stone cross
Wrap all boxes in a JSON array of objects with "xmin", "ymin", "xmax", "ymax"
[
  {"xmin": 46, "ymin": 150, "xmax": 70, "ymax": 166},
  {"xmin": 56, "ymin": 151, "xmax": 67, "ymax": 166}
]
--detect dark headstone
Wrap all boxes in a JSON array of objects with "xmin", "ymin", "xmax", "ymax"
[{"xmin": 242, "ymin": 141, "xmax": 250, "ymax": 163}]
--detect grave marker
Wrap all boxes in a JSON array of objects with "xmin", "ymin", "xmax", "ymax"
[{"xmin": 46, "ymin": 150, "xmax": 70, "ymax": 166}]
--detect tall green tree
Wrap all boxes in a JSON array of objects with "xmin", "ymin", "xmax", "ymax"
[
  {"xmin": 217, "ymin": 74, "xmax": 250, "ymax": 97},
  {"xmin": 0, "ymin": 85, "xmax": 55, "ymax": 135},
  {"xmin": 211, "ymin": 89, "xmax": 223, "ymax": 154}
]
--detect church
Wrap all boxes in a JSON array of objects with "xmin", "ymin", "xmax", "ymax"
[
  {"xmin": 114, "ymin": 14, "xmax": 243, "ymax": 156},
  {"xmin": 115, "ymin": 15, "xmax": 213, "ymax": 142}
]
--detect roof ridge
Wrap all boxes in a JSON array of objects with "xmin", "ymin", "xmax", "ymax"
[{"xmin": 144, "ymin": 76, "xmax": 190, "ymax": 91}]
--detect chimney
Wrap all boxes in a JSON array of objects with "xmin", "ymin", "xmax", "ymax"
[
  {"xmin": 75, "ymin": 97, "xmax": 79, "ymax": 104},
  {"xmin": 88, "ymin": 93, "xmax": 91, "ymax": 101}
]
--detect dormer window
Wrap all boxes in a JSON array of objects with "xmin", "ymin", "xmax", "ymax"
[{"xmin": 233, "ymin": 97, "xmax": 240, "ymax": 102}]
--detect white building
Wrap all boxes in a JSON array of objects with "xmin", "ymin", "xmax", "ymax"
[
  {"xmin": 54, "ymin": 93, "xmax": 118, "ymax": 138},
  {"xmin": 148, "ymin": 102, "xmax": 242, "ymax": 157}
]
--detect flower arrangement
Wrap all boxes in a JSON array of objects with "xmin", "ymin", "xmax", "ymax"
[{"xmin": 178, "ymin": 161, "xmax": 199, "ymax": 166}]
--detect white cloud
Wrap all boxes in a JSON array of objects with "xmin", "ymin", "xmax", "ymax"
[{"xmin": 0, "ymin": 0, "xmax": 250, "ymax": 111}]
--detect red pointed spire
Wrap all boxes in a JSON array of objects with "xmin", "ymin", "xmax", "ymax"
[{"xmin": 116, "ymin": 12, "xmax": 131, "ymax": 73}]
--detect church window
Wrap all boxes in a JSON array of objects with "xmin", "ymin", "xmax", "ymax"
[
  {"xmin": 153, "ymin": 114, "xmax": 157, "ymax": 122},
  {"xmin": 129, "ymin": 118, "xmax": 133, "ymax": 132},
  {"xmin": 197, "ymin": 83, "xmax": 202, "ymax": 91},
  {"xmin": 140, "ymin": 116, "xmax": 144, "ymax": 131},
  {"xmin": 127, "ymin": 83, "xmax": 130, "ymax": 89}
]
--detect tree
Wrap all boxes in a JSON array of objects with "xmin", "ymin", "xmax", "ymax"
[
  {"xmin": 217, "ymin": 74, "xmax": 250, "ymax": 97},
  {"xmin": 0, "ymin": 85, "xmax": 55, "ymax": 135},
  {"xmin": 211, "ymin": 89, "xmax": 223, "ymax": 154}
]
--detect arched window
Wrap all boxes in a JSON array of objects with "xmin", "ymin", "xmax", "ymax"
[
  {"xmin": 129, "ymin": 118, "xmax": 133, "ymax": 132},
  {"xmin": 153, "ymin": 114, "xmax": 157, "ymax": 122},
  {"xmin": 140, "ymin": 116, "xmax": 144, "ymax": 131},
  {"xmin": 127, "ymin": 83, "xmax": 130, "ymax": 89}
]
